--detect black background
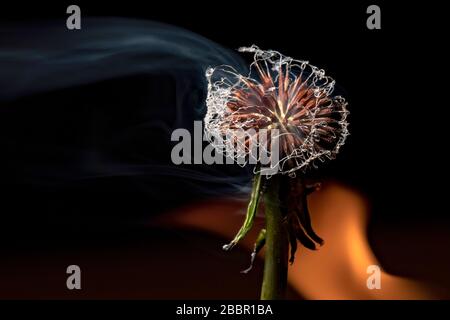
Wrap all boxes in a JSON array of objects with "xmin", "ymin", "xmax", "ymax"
[{"xmin": 0, "ymin": 1, "xmax": 447, "ymax": 299}]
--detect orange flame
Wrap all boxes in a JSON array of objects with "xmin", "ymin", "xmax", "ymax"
[
  {"xmin": 289, "ymin": 183, "xmax": 433, "ymax": 299},
  {"xmin": 157, "ymin": 183, "xmax": 436, "ymax": 299}
]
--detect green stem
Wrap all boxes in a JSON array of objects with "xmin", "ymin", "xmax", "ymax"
[{"xmin": 260, "ymin": 176, "xmax": 289, "ymax": 300}]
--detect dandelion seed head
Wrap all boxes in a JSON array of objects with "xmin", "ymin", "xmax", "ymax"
[{"xmin": 205, "ymin": 45, "xmax": 349, "ymax": 175}]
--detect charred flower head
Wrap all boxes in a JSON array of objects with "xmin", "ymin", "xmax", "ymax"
[{"xmin": 205, "ymin": 45, "xmax": 349, "ymax": 175}]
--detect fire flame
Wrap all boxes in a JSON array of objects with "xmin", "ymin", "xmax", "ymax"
[{"xmin": 157, "ymin": 182, "xmax": 435, "ymax": 299}]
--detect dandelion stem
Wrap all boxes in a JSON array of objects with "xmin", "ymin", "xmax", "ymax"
[{"xmin": 260, "ymin": 176, "xmax": 289, "ymax": 300}]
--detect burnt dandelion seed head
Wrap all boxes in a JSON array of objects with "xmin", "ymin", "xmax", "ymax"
[
  {"xmin": 206, "ymin": 46, "xmax": 350, "ymax": 299},
  {"xmin": 205, "ymin": 45, "xmax": 349, "ymax": 176}
]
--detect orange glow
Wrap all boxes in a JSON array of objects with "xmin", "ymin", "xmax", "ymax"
[
  {"xmin": 156, "ymin": 183, "xmax": 435, "ymax": 299},
  {"xmin": 290, "ymin": 183, "xmax": 433, "ymax": 299}
]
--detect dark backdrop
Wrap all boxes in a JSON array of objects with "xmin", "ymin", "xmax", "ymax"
[{"xmin": 0, "ymin": 1, "xmax": 447, "ymax": 298}]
